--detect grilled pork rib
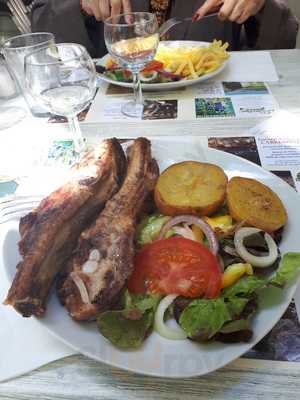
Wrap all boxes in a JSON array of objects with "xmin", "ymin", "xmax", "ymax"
[
  {"xmin": 5, "ymin": 139, "xmax": 126, "ymax": 317},
  {"xmin": 58, "ymin": 138, "xmax": 159, "ymax": 321}
]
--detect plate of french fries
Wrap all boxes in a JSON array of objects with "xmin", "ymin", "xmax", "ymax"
[{"xmin": 96, "ymin": 40, "xmax": 230, "ymax": 91}]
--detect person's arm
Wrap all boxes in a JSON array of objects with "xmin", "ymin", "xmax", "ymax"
[
  {"xmin": 246, "ymin": 0, "xmax": 299, "ymax": 49},
  {"xmin": 31, "ymin": 0, "xmax": 103, "ymax": 57},
  {"xmin": 193, "ymin": 0, "xmax": 298, "ymax": 49}
]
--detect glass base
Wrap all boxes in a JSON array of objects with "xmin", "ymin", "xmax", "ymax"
[
  {"xmin": 121, "ymin": 100, "xmax": 159, "ymax": 118},
  {"xmin": 121, "ymin": 100, "xmax": 144, "ymax": 118},
  {"xmin": 0, "ymin": 106, "xmax": 26, "ymax": 130}
]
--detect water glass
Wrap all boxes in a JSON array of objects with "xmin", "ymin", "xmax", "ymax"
[
  {"xmin": 2, "ymin": 32, "xmax": 55, "ymax": 116},
  {"xmin": 104, "ymin": 12, "xmax": 159, "ymax": 118},
  {"xmin": 24, "ymin": 43, "xmax": 97, "ymax": 153}
]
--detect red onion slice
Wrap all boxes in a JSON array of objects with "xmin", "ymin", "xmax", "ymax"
[{"xmin": 158, "ymin": 215, "xmax": 219, "ymax": 255}]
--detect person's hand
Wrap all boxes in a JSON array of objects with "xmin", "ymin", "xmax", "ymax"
[
  {"xmin": 81, "ymin": 0, "xmax": 132, "ymax": 22},
  {"xmin": 194, "ymin": 0, "xmax": 265, "ymax": 24}
]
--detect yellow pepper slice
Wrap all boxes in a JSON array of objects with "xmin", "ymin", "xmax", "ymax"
[
  {"xmin": 204, "ymin": 215, "xmax": 233, "ymax": 230},
  {"xmin": 221, "ymin": 263, "xmax": 253, "ymax": 289}
]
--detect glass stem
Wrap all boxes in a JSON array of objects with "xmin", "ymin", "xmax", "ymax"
[
  {"xmin": 68, "ymin": 115, "xmax": 85, "ymax": 153},
  {"xmin": 132, "ymin": 71, "xmax": 143, "ymax": 106}
]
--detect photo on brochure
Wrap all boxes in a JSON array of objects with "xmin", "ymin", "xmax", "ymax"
[
  {"xmin": 222, "ymin": 82, "xmax": 269, "ymax": 96},
  {"xmin": 195, "ymin": 97, "xmax": 235, "ymax": 118},
  {"xmin": 142, "ymin": 99, "xmax": 178, "ymax": 120},
  {"xmin": 208, "ymin": 136, "xmax": 261, "ymax": 165},
  {"xmin": 47, "ymin": 140, "xmax": 78, "ymax": 166}
]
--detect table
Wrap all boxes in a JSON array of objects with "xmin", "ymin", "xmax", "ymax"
[{"xmin": 1, "ymin": 49, "xmax": 300, "ymax": 400}]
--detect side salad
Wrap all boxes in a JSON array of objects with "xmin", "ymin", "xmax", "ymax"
[
  {"xmin": 97, "ymin": 161, "xmax": 300, "ymax": 349},
  {"xmin": 96, "ymin": 60, "xmax": 183, "ymax": 84}
]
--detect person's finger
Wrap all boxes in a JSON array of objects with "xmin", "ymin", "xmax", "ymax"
[
  {"xmin": 193, "ymin": 0, "xmax": 220, "ymax": 21},
  {"xmin": 98, "ymin": 0, "xmax": 110, "ymax": 20},
  {"xmin": 236, "ymin": 8, "xmax": 251, "ymax": 24},
  {"xmin": 86, "ymin": 0, "xmax": 102, "ymax": 20},
  {"xmin": 234, "ymin": 0, "xmax": 261, "ymax": 23},
  {"xmin": 122, "ymin": 0, "xmax": 132, "ymax": 14},
  {"xmin": 81, "ymin": 0, "xmax": 97, "ymax": 16},
  {"xmin": 218, "ymin": 0, "xmax": 237, "ymax": 21},
  {"xmin": 228, "ymin": 1, "xmax": 245, "ymax": 22},
  {"xmin": 111, "ymin": 0, "xmax": 121, "ymax": 23}
]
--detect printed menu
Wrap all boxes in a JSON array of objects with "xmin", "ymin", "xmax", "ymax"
[{"xmin": 85, "ymin": 80, "xmax": 278, "ymax": 123}]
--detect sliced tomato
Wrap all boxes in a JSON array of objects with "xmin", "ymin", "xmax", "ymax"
[
  {"xmin": 142, "ymin": 60, "xmax": 164, "ymax": 72},
  {"xmin": 128, "ymin": 237, "xmax": 221, "ymax": 298}
]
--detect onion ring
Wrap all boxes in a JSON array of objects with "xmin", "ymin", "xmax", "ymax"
[
  {"xmin": 234, "ymin": 227, "xmax": 278, "ymax": 268},
  {"xmin": 154, "ymin": 294, "xmax": 187, "ymax": 340},
  {"xmin": 158, "ymin": 215, "xmax": 219, "ymax": 255}
]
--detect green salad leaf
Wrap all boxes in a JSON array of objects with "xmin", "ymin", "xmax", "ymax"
[
  {"xmin": 97, "ymin": 253, "xmax": 300, "ymax": 348},
  {"xmin": 222, "ymin": 275, "xmax": 266, "ymax": 299},
  {"xmin": 219, "ymin": 318, "xmax": 251, "ymax": 334},
  {"xmin": 226, "ymin": 297, "xmax": 249, "ymax": 318},
  {"xmin": 97, "ymin": 291, "xmax": 160, "ymax": 349},
  {"xmin": 136, "ymin": 214, "xmax": 171, "ymax": 247},
  {"xmin": 269, "ymin": 252, "xmax": 300, "ymax": 287},
  {"xmin": 97, "ymin": 310, "xmax": 154, "ymax": 349},
  {"xmin": 179, "ymin": 298, "xmax": 231, "ymax": 340}
]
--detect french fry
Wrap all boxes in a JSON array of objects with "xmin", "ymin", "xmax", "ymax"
[{"xmin": 154, "ymin": 40, "xmax": 229, "ymax": 80}]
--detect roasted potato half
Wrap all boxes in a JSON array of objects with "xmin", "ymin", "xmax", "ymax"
[
  {"xmin": 227, "ymin": 176, "xmax": 288, "ymax": 232},
  {"xmin": 154, "ymin": 161, "xmax": 228, "ymax": 216}
]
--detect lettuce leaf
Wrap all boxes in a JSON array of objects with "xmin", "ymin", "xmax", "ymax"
[
  {"xmin": 226, "ymin": 297, "xmax": 249, "ymax": 318},
  {"xmin": 136, "ymin": 214, "xmax": 171, "ymax": 247},
  {"xmin": 222, "ymin": 275, "xmax": 266, "ymax": 299},
  {"xmin": 269, "ymin": 252, "xmax": 300, "ymax": 287},
  {"xmin": 97, "ymin": 310, "xmax": 154, "ymax": 349},
  {"xmin": 179, "ymin": 298, "xmax": 231, "ymax": 340},
  {"xmin": 97, "ymin": 291, "xmax": 160, "ymax": 349}
]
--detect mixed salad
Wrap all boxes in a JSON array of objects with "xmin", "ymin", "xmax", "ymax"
[
  {"xmin": 96, "ymin": 60, "xmax": 183, "ymax": 84},
  {"xmin": 96, "ymin": 161, "xmax": 300, "ymax": 349}
]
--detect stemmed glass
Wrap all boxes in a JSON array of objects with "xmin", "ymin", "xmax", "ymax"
[
  {"xmin": 24, "ymin": 43, "xmax": 97, "ymax": 153},
  {"xmin": 104, "ymin": 12, "xmax": 159, "ymax": 118}
]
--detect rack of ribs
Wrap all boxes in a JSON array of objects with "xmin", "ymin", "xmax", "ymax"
[
  {"xmin": 5, "ymin": 139, "xmax": 127, "ymax": 317},
  {"xmin": 58, "ymin": 137, "xmax": 159, "ymax": 321}
]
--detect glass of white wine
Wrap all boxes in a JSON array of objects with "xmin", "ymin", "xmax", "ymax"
[
  {"xmin": 24, "ymin": 43, "xmax": 97, "ymax": 153},
  {"xmin": 104, "ymin": 12, "xmax": 159, "ymax": 118}
]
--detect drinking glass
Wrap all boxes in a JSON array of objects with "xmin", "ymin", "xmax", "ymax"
[
  {"xmin": 0, "ymin": 55, "xmax": 26, "ymax": 130},
  {"xmin": 2, "ymin": 32, "xmax": 55, "ymax": 117},
  {"xmin": 104, "ymin": 12, "xmax": 159, "ymax": 118},
  {"xmin": 24, "ymin": 43, "xmax": 97, "ymax": 153}
]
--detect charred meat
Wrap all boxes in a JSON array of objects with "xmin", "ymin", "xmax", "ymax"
[
  {"xmin": 58, "ymin": 137, "xmax": 159, "ymax": 321},
  {"xmin": 5, "ymin": 139, "xmax": 127, "ymax": 317}
]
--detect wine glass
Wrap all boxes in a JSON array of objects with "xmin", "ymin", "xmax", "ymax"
[
  {"xmin": 104, "ymin": 12, "xmax": 159, "ymax": 118},
  {"xmin": 24, "ymin": 43, "xmax": 97, "ymax": 153}
]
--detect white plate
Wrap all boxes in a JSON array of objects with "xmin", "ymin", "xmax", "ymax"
[
  {"xmin": 1, "ymin": 137, "xmax": 300, "ymax": 378},
  {"xmin": 96, "ymin": 41, "xmax": 229, "ymax": 91}
]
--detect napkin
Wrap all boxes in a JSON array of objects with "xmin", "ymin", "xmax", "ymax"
[{"xmin": 0, "ymin": 271, "xmax": 76, "ymax": 383}]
